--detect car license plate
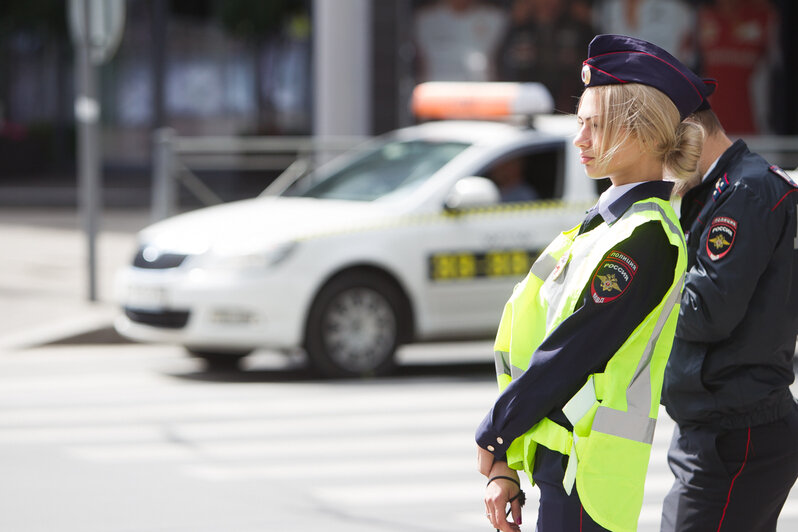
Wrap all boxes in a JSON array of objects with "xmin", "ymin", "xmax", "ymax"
[{"xmin": 125, "ymin": 285, "xmax": 170, "ymax": 310}]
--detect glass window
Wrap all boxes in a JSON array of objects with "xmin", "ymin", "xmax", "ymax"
[
  {"xmin": 479, "ymin": 144, "xmax": 564, "ymax": 203},
  {"xmin": 291, "ymin": 139, "xmax": 469, "ymax": 201}
]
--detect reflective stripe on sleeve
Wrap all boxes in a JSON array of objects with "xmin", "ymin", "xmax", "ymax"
[
  {"xmin": 626, "ymin": 201, "xmax": 683, "ymax": 243},
  {"xmin": 494, "ymin": 349, "xmax": 526, "ymax": 380},
  {"xmin": 494, "ymin": 350, "xmax": 512, "ymax": 379},
  {"xmin": 530, "ymin": 253, "xmax": 558, "ymax": 280}
]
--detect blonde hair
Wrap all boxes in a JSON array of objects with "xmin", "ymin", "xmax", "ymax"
[{"xmin": 583, "ymin": 84, "xmax": 704, "ymax": 184}]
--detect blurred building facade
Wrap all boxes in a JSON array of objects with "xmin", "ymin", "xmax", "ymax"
[{"xmin": 0, "ymin": 0, "xmax": 795, "ymax": 206}]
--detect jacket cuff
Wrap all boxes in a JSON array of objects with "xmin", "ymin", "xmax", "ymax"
[{"xmin": 475, "ymin": 411, "xmax": 509, "ymax": 460}]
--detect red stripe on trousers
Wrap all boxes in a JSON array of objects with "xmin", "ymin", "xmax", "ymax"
[{"xmin": 717, "ymin": 427, "xmax": 752, "ymax": 531}]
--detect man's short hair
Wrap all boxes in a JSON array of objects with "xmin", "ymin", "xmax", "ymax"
[{"xmin": 691, "ymin": 109, "xmax": 725, "ymax": 136}]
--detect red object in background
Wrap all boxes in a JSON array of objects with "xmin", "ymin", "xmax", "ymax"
[
  {"xmin": 0, "ymin": 122, "xmax": 27, "ymax": 142},
  {"xmin": 699, "ymin": 1, "xmax": 777, "ymax": 134}
]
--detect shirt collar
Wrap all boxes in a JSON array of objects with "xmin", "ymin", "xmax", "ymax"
[
  {"xmin": 702, "ymin": 157, "xmax": 721, "ymax": 183},
  {"xmin": 703, "ymin": 139, "xmax": 748, "ymax": 183},
  {"xmin": 597, "ymin": 180, "xmax": 674, "ymax": 224}
]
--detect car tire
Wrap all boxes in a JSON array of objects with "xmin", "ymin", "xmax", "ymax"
[
  {"xmin": 305, "ymin": 272, "xmax": 406, "ymax": 378},
  {"xmin": 186, "ymin": 348, "xmax": 250, "ymax": 371}
]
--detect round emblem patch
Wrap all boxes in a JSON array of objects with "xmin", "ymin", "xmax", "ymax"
[
  {"xmin": 581, "ymin": 64, "xmax": 592, "ymax": 85},
  {"xmin": 590, "ymin": 250, "xmax": 637, "ymax": 304},
  {"xmin": 706, "ymin": 216, "xmax": 737, "ymax": 261}
]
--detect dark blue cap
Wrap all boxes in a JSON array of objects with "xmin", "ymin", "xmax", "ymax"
[
  {"xmin": 697, "ymin": 78, "xmax": 718, "ymax": 111},
  {"xmin": 581, "ymin": 34, "xmax": 712, "ymax": 120}
]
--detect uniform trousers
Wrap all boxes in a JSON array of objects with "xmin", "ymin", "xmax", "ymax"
[
  {"xmin": 661, "ymin": 402, "xmax": 798, "ymax": 532},
  {"xmin": 532, "ymin": 446, "xmax": 609, "ymax": 532}
]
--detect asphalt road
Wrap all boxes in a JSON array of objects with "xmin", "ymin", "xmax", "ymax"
[{"xmin": 2, "ymin": 340, "xmax": 798, "ymax": 532}]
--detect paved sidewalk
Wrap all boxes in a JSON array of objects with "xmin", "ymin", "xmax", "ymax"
[{"xmin": 0, "ymin": 208, "xmax": 151, "ymax": 351}]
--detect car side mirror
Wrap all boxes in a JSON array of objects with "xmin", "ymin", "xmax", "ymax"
[{"xmin": 444, "ymin": 176, "xmax": 501, "ymax": 211}]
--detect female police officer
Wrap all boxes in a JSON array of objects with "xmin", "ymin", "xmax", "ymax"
[{"xmin": 475, "ymin": 34, "xmax": 709, "ymax": 532}]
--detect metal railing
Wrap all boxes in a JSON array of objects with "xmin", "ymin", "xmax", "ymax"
[
  {"xmin": 150, "ymin": 127, "xmax": 369, "ymax": 222},
  {"xmin": 151, "ymin": 128, "xmax": 798, "ymax": 223},
  {"xmin": 741, "ymin": 136, "xmax": 798, "ymax": 170}
]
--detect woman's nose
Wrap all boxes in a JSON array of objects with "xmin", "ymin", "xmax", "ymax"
[{"xmin": 573, "ymin": 126, "xmax": 589, "ymax": 149}]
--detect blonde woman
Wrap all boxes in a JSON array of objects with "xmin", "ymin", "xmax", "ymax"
[{"xmin": 476, "ymin": 35, "xmax": 708, "ymax": 532}]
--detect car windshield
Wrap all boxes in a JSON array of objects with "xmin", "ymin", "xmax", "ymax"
[{"xmin": 286, "ymin": 139, "xmax": 470, "ymax": 201}]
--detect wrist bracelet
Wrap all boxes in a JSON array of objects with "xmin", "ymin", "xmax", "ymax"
[{"xmin": 486, "ymin": 475, "xmax": 520, "ymax": 488}]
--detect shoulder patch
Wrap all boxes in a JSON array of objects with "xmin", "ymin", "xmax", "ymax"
[
  {"xmin": 706, "ymin": 216, "xmax": 737, "ymax": 261},
  {"xmin": 712, "ymin": 173, "xmax": 730, "ymax": 201},
  {"xmin": 769, "ymin": 165, "xmax": 798, "ymax": 188},
  {"xmin": 590, "ymin": 250, "xmax": 637, "ymax": 304}
]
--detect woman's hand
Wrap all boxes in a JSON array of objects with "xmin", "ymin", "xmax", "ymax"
[{"xmin": 484, "ymin": 462, "xmax": 523, "ymax": 531}]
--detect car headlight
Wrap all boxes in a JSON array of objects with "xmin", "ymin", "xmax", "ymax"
[{"xmin": 194, "ymin": 241, "xmax": 297, "ymax": 272}]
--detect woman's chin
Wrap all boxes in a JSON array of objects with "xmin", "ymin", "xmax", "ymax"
[{"xmin": 583, "ymin": 168, "xmax": 608, "ymax": 180}]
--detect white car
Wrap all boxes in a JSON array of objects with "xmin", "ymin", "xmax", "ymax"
[{"xmin": 114, "ymin": 84, "xmax": 598, "ymax": 377}]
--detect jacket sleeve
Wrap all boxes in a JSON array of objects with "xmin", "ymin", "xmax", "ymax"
[
  {"xmin": 476, "ymin": 221, "xmax": 678, "ymax": 458},
  {"xmin": 676, "ymin": 183, "xmax": 783, "ymax": 342}
]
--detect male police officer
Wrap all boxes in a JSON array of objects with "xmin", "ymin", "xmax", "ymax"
[{"xmin": 661, "ymin": 90, "xmax": 798, "ymax": 531}]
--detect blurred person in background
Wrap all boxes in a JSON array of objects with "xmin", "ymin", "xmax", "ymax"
[
  {"xmin": 697, "ymin": 0, "xmax": 780, "ymax": 134},
  {"xmin": 414, "ymin": 0, "xmax": 507, "ymax": 82},
  {"xmin": 495, "ymin": 0, "xmax": 594, "ymax": 112},
  {"xmin": 489, "ymin": 158, "xmax": 540, "ymax": 203},
  {"xmin": 592, "ymin": 0, "xmax": 697, "ymax": 66}
]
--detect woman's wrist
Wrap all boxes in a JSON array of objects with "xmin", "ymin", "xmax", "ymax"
[{"xmin": 488, "ymin": 460, "xmax": 517, "ymax": 480}]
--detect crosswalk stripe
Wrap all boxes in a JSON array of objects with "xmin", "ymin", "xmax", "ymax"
[
  {"xmin": 68, "ymin": 433, "xmax": 475, "ymax": 462},
  {"xmin": 185, "ymin": 456, "xmax": 474, "ymax": 481},
  {"xmin": 312, "ymin": 480, "xmax": 503, "ymax": 506},
  {"xmin": 0, "ymin": 410, "xmax": 484, "ymax": 444},
  {"xmin": 0, "ymin": 425, "xmax": 164, "ymax": 444},
  {"xmin": 0, "ymin": 390, "xmax": 494, "ymax": 426},
  {"xmin": 644, "ymin": 473, "xmax": 676, "ymax": 495}
]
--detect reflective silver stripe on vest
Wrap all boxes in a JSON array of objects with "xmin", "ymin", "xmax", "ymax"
[
  {"xmin": 626, "ymin": 273, "xmax": 684, "ymax": 414},
  {"xmin": 592, "ymin": 405, "xmax": 657, "ymax": 443},
  {"xmin": 589, "ymin": 274, "xmax": 684, "ymax": 444},
  {"xmin": 494, "ymin": 350, "xmax": 512, "ymax": 379},
  {"xmin": 496, "ymin": 350, "xmax": 528, "ymax": 380},
  {"xmin": 530, "ymin": 253, "xmax": 558, "ymax": 280},
  {"xmin": 625, "ymin": 201, "xmax": 683, "ymax": 244}
]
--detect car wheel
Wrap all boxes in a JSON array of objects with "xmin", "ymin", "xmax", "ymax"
[
  {"xmin": 305, "ymin": 272, "xmax": 405, "ymax": 378},
  {"xmin": 186, "ymin": 348, "xmax": 251, "ymax": 371}
]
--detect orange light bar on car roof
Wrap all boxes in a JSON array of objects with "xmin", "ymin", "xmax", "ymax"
[{"xmin": 412, "ymin": 82, "xmax": 554, "ymax": 120}]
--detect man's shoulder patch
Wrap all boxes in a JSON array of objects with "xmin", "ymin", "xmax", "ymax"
[
  {"xmin": 713, "ymin": 173, "xmax": 730, "ymax": 201},
  {"xmin": 706, "ymin": 216, "xmax": 737, "ymax": 261},
  {"xmin": 769, "ymin": 165, "xmax": 798, "ymax": 189},
  {"xmin": 590, "ymin": 250, "xmax": 637, "ymax": 304}
]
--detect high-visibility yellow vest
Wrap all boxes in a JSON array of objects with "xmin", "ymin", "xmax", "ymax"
[{"xmin": 494, "ymin": 197, "xmax": 686, "ymax": 532}]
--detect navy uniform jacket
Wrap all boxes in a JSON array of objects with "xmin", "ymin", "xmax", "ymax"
[
  {"xmin": 476, "ymin": 181, "xmax": 678, "ymax": 459},
  {"xmin": 662, "ymin": 140, "xmax": 798, "ymax": 429}
]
